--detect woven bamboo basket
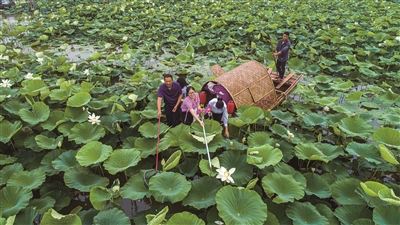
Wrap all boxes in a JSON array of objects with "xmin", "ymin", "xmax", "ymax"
[{"xmin": 209, "ymin": 60, "xmax": 277, "ymax": 110}]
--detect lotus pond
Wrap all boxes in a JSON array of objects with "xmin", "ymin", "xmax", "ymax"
[{"xmin": 1, "ymin": 0, "xmax": 400, "ymax": 224}]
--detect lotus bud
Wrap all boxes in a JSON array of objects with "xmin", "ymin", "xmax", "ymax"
[
  {"xmin": 58, "ymin": 141, "xmax": 62, "ymax": 148},
  {"xmin": 249, "ymin": 151, "xmax": 259, "ymax": 155},
  {"xmin": 311, "ymin": 168, "xmax": 315, "ymax": 173},
  {"xmin": 229, "ymin": 142, "xmax": 233, "ymax": 147},
  {"xmin": 323, "ymin": 106, "xmax": 330, "ymax": 112},
  {"xmin": 242, "ymin": 137, "xmax": 246, "ymax": 144},
  {"xmin": 161, "ymin": 158, "xmax": 166, "ymax": 166},
  {"xmin": 275, "ymin": 143, "xmax": 280, "ymax": 147}
]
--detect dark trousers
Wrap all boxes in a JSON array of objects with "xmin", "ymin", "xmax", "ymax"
[
  {"xmin": 276, "ymin": 60, "xmax": 287, "ymax": 79},
  {"xmin": 165, "ymin": 105, "xmax": 181, "ymax": 127},
  {"xmin": 181, "ymin": 110, "xmax": 194, "ymax": 125},
  {"xmin": 211, "ymin": 112, "xmax": 223, "ymax": 125}
]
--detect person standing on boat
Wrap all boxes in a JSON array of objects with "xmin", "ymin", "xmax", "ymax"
[
  {"xmin": 157, "ymin": 74, "xmax": 183, "ymax": 127},
  {"xmin": 273, "ymin": 32, "xmax": 291, "ymax": 80},
  {"xmin": 180, "ymin": 86, "xmax": 204, "ymax": 126},
  {"xmin": 207, "ymin": 98, "xmax": 229, "ymax": 138}
]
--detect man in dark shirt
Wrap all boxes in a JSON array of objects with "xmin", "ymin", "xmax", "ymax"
[
  {"xmin": 273, "ymin": 32, "xmax": 291, "ymax": 80},
  {"xmin": 157, "ymin": 74, "xmax": 183, "ymax": 127}
]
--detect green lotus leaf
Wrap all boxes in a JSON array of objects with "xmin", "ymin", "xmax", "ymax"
[
  {"xmin": 302, "ymin": 112, "xmax": 327, "ymax": 127},
  {"xmin": 372, "ymin": 127, "xmax": 400, "ymax": 149},
  {"xmin": 7, "ymin": 168, "xmax": 46, "ymax": 189},
  {"xmin": 159, "ymin": 124, "xmax": 190, "ymax": 150},
  {"xmin": 138, "ymin": 121, "xmax": 169, "ymax": 138},
  {"xmin": 373, "ymin": 205, "xmax": 400, "ymax": 225},
  {"xmin": 240, "ymin": 106, "xmax": 265, "ymax": 124},
  {"xmin": 69, "ymin": 122, "xmax": 106, "ymax": 144},
  {"xmin": 176, "ymin": 54, "xmax": 192, "ymax": 63},
  {"xmin": 264, "ymin": 211, "xmax": 280, "ymax": 225},
  {"xmin": 286, "ymin": 201, "xmax": 329, "ymax": 225},
  {"xmin": 49, "ymin": 89, "xmax": 70, "ymax": 101},
  {"xmin": 57, "ymin": 121, "xmax": 76, "ymax": 136},
  {"xmin": 378, "ymin": 189, "xmax": 400, "ymax": 206},
  {"xmin": 218, "ymin": 150, "xmax": 253, "ymax": 186},
  {"xmin": 190, "ymin": 119, "xmax": 223, "ymax": 136},
  {"xmin": 120, "ymin": 171, "xmax": 150, "ymax": 201},
  {"xmin": 378, "ymin": 89, "xmax": 399, "ymax": 105},
  {"xmin": 247, "ymin": 132, "xmax": 274, "ymax": 147},
  {"xmin": 0, "ymin": 120, "xmax": 22, "ymax": 144},
  {"xmin": 331, "ymin": 178, "xmax": 366, "ymax": 205},
  {"xmin": 378, "ymin": 144, "xmax": 399, "ymax": 165},
  {"xmin": 322, "ymin": 161, "xmax": 350, "ymax": 179},
  {"xmin": 294, "ymin": 142, "xmax": 330, "ymax": 163},
  {"xmin": 315, "ymin": 143, "xmax": 344, "ymax": 160},
  {"xmin": 14, "ymin": 206, "xmax": 39, "ymax": 225},
  {"xmin": 228, "ymin": 117, "xmax": 249, "ymax": 128},
  {"xmin": 315, "ymin": 203, "xmax": 339, "ymax": 225},
  {"xmin": 103, "ymin": 148, "xmax": 141, "ymax": 174},
  {"xmin": 67, "ymin": 92, "xmax": 91, "ymax": 107},
  {"xmin": 334, "ymin": 205, "xmax": 372, "ymax": 225},
  {"xmin": 360, "ymin": 181, "xmax": 389, "ymax": 197},
  {"xmin": 245, "ymin": 177, "xmax": 259, "ymax": 190},
  {"xmin": 305, "ymin": 64, "xmax": 321, "ymax": 74},
  {"xmin": 0, "ymin": 154, "xmax": 17, "ymax": 166},
  {"xmin": 149, "ymin": 171, "xmax": 191, "ymax": 203},
  {"xmin": 18, "ymin": 102, "xmax": 50, "ymax": 125},
  {"xmin": 199, "ymin": 159, "xmax": 218, "ymax": 177},
  {"xmin": 179, "ymin": 131, "xmax": 222, "ymax": 155},
  {"xmin": 162, "ymin": 150, "xmax": 181, "ymax": 171},
  {"xmin": 52, "ymin": 150, "xmax": 80, "ymax": 171},
  {"xmin": 40, "ymin": 149, "xmax": 65, "ymax": 176},
  {"xmin": 215, "ymin": 186, "xmax": 267, "ymax": 225},
  {"xmin": 264, "ymin": 198, "xmax": 291, "ymax": 224},
  {"xmin": 35, "ymin": 135, "xmax": 63, "ymax": 150},
  {"xmin": 304, "ymin": 173, "xmax": 332, "ymax": 198},
  {"xmin": 166, "ymin": 211, "xmax": 205, "ymax": 225},
  {"xmin": 270, "ymin": 110, "xmax": 296, "ymax": 123},
  {"xmin": 0, "ymin": 163, "xmax": 24, "ymax": 185},
  {"xmin": 3, "ymin": 100, "xmax": 29, "ymax": 116},
  {"xmin": 64, "ymin": 107, "xmax": 88, "ymax": 122},
  {"xmin": 314, "ymin": 75, "xmax": 333, "ymax": 84},
  {"xmin": 337, "ymin": 116, "xmax": 374, "ymax": 139},
  {"xmin": 262, "ymin": 172, "xmax": 305, "ymax": 204},
  {"xmin": 331, "ymin": 80, "xmax": 354, "ymax": 91},
  {"xmin": 135, "ymin": 137, "xmax": 157, "ymax": 158},
  {"xmin": 42, "ymin": 208, "xmax": 82, "ymax": 225},
  {"xmin": 178, "ymin": 158, "xmax": 199, "ymax": 177},
  {"xmin": 359, "ymin": 67, "xmax": 379, "ymax": 77},
  {"xmin": 41, "ymin": 110, "xmax": 66, "ymax": 131},
  {"xmin": 288, "ymin": 57, "xmax": 305, "ymax": 70},
  {"xmin": 270, "ymin": 124, "xmax": 288, "ymax": 136},
  {"xmin": 182, "ymin": 176, "xmax": 222, "ymax": 210},
  {"xmin": 27, "ymin": 196, "xmax": 55, "ymax": 214},
  {"xmin": 77, "ymin": 209, "xmax": 99, "ymax": 225},
  {"xmin": 20, "ymin": 79, "xmax": 49, "ymax": 97},
  {"xmin": 0, "ymin": 186, "xmax": 33, "ymax": 218},
  {"xmin": 64, "ymin": 167, "xmax": 109, "ymax": 192},
  {"xmin": 246, "ymin": 144, "xmax": 283, "ymax": 169},
  {"xmin": 76, "ymin": 141, "xmax": 112, "ymax": 166},
  {"xmin": 147, "ymin": 206, "xmax": 169, "ymax": 225},
  {"xmin": 314, "ymin": 97, "xmax": 338, "ymax": 106},
  {"xmin": 89, "ymin": 186, "xmax": 113, "ymax": 210},
  {"xmin": 273, "ymin": 162, "xmax": 307, "ymax": 188},
  {"xmin": 87, "ymin": 52, "xmax": 102, "ymax": 61},
  {"xmin": 346, "ymin": 91, "xmax": 364, "ymax": 102},
  {"xmin": 345, "ymin": 142, "xmax": 381, "ymax": 164},
  {"xmin": 381, "ymin": 113, "xmax": 400, "ymax": 127}
]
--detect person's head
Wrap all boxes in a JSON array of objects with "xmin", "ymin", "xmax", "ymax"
[
  {"xmin": 163, "ymin": 74, "xmax": 173, "ymax": 89},
  {"xmin": 187, "ymin": 86, "xmax": 196, "ymax": 99},
  {"xmin": 177, "ymin": 77, "xmax": 188, "ymax": 89},
  {"xmin": 283, "ymin": 31, "xmax": 290, "ymax": 41},
  {"xmin": 216, "ymin": 98, "xmax": 224, "ymax": 109}
]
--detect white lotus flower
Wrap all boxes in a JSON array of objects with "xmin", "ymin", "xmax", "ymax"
[
  {"xmin": 0, "ymin": 79, "xmax": 12, "ymax": 88},
  {"xmin": 37, "ymin": 58, "xmax": 44, "ymax": 64},
  {"xmin": 239, "ymin": 27, "xmax": 243, "ymax": 30},
  {"xmin": 323, "ymin": 106, "xmax": 330, "ymax": 112},
  {"xmin": 379, "ymin": 43, "xmax": 382, "ymax": 47},
  {"xmin": 25, "ymin": 73, "xmax": 34, "ymax": 80},
  {"xmin": 216, "ymin": 166, "xmax": 235, "ymax": 184},
  {"xmin": 84, "ymin": 69, "xmax": 90, "ymax": 76},
  {"xmin": 396, "ymin": 36, "xmax": 400, "ymax": 41},
  {"xmin": 6, "ymin": 95, "xmax": 11, "ymax": 98},
  {"xmin": 215, "ymin": 221, "xmax": 224, "ymax": 225},
  {"xmin": 354, "ymin": 22, "xmax": 358, "ymax": 25},
  {"xmin": 287, "ymin": 130, "xmax": 294, "ymax": 138},
  {"xmin": 337, "ymin": 28, "xmax": 341, "ymax": 30},
  {"xmin": 122, "ymin": 36, "xmax": 128, "ymax": 41},
  {"xmin": 88, "ymin": 113, "xmax": 101, "ymax": 125}
]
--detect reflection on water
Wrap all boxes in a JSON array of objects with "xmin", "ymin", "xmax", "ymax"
[{"xmin": 121, "ymin": 198, "xmax": 151, "ymax": 219}]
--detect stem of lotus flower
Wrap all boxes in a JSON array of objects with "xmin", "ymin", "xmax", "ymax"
[{"xmin": 99, "ymin": 164, "xmax": 105, "ymax": 177}]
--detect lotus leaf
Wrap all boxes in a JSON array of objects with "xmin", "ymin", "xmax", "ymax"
[
  {"xmin": 27, "ymin": 196, "xmax": 56, "ymax": 214},
  {"xmin": 35, "ymin": 135, "xmax": 63, "ymax": 150},
  {"xmin": 147, "ymin": 206, "xmax": 169, "ymax": 225},
  {"xmin": 0, "ymin": 163, "xmax": 24, "ymax": 185},
  {"xmin": 40, "ymin": 149, "xmax": 65, "ymax": 176},
  {"xmin": 20, "ymin": 79, "xmax": 49, "ymax": 97},
  {"xmin": 52, "ymin": 150, "xmax": 80, "ymax": 171},
  {"xmin": 41, "ymin": 110, "xmax": 66, "ymax": 131},
  {"xmin": 64, "ymin": 167, "xmax": 109, "ymax": 192},
  {"xmin": 378, "ymin": 89, "xmax": 400, "ymax": 105},
  {"xmin": 337, "ymin": 116, "xmax": 374, "ymax": 139},
  {"xmin": 247, "ymin": 132, "xmax": 274, "ymax": 147},
  {"xmin": 270, "ymin": 110, "xmax": 296, "ymax": 123},
  {"xmin": 159, "ymin": 124, "xmax": 190, "ymax": 150},
  {"xmin": 199, "ymin": 159, "xmax": 218, "ymax": 177},
  {"xmin": 138, "ymin": 121, "xmax": 169, "ymax": 138},
  {"xmin": 273, "ymin": 162, "xmax": 307, "ymax": 188},
  {"xmin": 360, "ymin": 181, "xmax": 389, "ymax": 197},
  {"xmin": 315, "ymin": 143, "xmax": 344, "ymax": 161},
  {"xmin": 378, "ymin": 144, "xmax": 399, "ymax": 165},
  {"xmin": 166, "ymin": 211, "xmax": 205, "ymax": 225},
  {"xmin": 76, "ymin": 141, "xmax": 112, "ymax": 166},
  {"xmin": 191, "ymin": 119, "xmax": 223, "ymax": 136},
  {"xmin": 89, "ymin": 186, "xmax": 113, "ymax": 210},
  {"xmin": 14, "ymin": 206, "xmax": 38, "ymax": 225},
  {"xmin": 7, "ymin": 168, "xmax": 46, "ymax": 189},
  {"xmin": 372, "ymin": 127, "xmax": 400, "ymax": 149},
  {"xmin": 301, "ymin": 112, "xmax": 327, "ymax": 127},
  {"xmin": 218, "ymin": 150, "xmax": 253, "ymax": 186},
  {"xmin": 103, "ymin": 148, "xmax": 141, "ymax": 174},
  {"xmin": 40, "ymin": 208, "xmax": 82, "ymax": 225},
  {"xmin": 270, "ymin": 124, "xmax": 288, "ymax": 136},
  {"xmin": 120, "ymin": 171, "xmax": 150, "ymax": 201},
  {"xmin": 0, "ymin": 120, "xmax": 22, "ymax": 144},
  {"xmin": 64, "ymin": 107, "xmax": 89, "ymax": 122},
  {"xmin": 262, "ymin": 172, "xmax": 305, "ymax": 204},
  {"xmin": 149, "ymin": 171, "xmax": 191, "ymax": 203},
  {"xmin": 334, "ymin": 205, "xmax": 372, "ymax": 225},
  {"xmin": 315, "ymin": 204, "xmax": 339, "ymax": 225},
  {"xmin": 68, "ymin": 122, "xmax": 106, "ymax": 144},
  {"xmin": 182, "ymin": 176, "xmax": 222, "ymax": 210},
  {"xmin": 246, "ymin": 144, "xmax": 283, "ymax": 169},
  {"xmin": 162, "ymin": 150, "xmax": 181, "ymax": 171},
  {"xmin": 294, "ymin": 143, "xmax": 330, "ymax": 163},
  {"xmin": 0, "ymin": 154, "xmax": 17, "ymax": 166},
  {"xmin": 373, "ymin": 205, "xmax": 400, "ymax": 225},
  {"xmin": 18, "ymin": 102, "xmax": 50, "ymax": 125},
  {"xmin": 331, "ymin": 178, "xmax": 366, "ymax": 205},
  {"xmin": 0, "ymin": 186, "xmax": 33, "ymax": 218},
  {"xmin": 378, "ymin": 189, "xmax": 400, "ymax": 206},
  {"xmin": 178, "ymin": 158, "xmax": 199, "ymax": 177},
  {"xmin": 135, "ymin": 137, "xmax": 158, "ymax": 159},
  {"xmin": 304, "ymin": 173, "xmax": 332, "ymax": 198},
  {"xmin": 77, "ymin": 209, "xmax": 99, "ymax": 225},
  {"xmin": 345, "ymin": 142, "xmax": 381, "ymax": 164},
  {"xmin": 179, "ymin": 131, "xmax": 222, "ymax": 154},
  {"xmin": 215, "ymin": 186, "xmax": 268, "ymax": 225},
  {"xmin": 286, "ymin": 201, "xmax": 329, "ymax": 225}
]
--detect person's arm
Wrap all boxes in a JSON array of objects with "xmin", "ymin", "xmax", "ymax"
[
  {"xmin": 222, "ymin": 107, "xmax": 229, "ymax": 137},
  {"xmin": 189, "ymin": 108, "xmax": 204, "ymax": 126},
  {"xmin": 277, "ymin": 41, "xmax": 290, "ymax": 55},
  {"xmin": 173, "ymin": 94, "xmax": 183, "ymax": 112},
  {"xmin": 157, "ymin": 97, "xmax": 162, "ymax": 118}
]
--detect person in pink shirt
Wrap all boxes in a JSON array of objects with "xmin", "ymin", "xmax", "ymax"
[{"xmin": 180, "ymin": 86, "xmax": 204, "ymax": 126}]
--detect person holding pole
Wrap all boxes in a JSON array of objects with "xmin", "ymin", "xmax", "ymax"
[
  {"xmin": 207, "ymin": 97, "xmax": 229, "ymax": 138},
  {"xmin": 273, "ymin": 31, "xmax": 291, "ymax": 81},
  {"xmin": 157, "ymin": 74, "xmax": 183, "ymax": 127}
]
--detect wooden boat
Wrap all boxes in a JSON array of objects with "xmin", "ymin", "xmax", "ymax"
[{"xmin": 202, "ymin": 60, "xmax": 303, "ymax": 112}]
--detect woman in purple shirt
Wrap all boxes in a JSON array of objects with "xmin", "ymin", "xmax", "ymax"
[{"xmin": 180, "ymin": 86, "xmax": 204, "ymax": 126}]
